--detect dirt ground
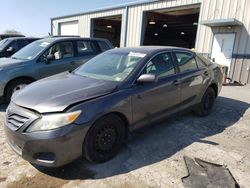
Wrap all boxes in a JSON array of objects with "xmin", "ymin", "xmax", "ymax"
[{"xmin": 0, "ymin": 85, "xmax": 250, "ymax": 188}]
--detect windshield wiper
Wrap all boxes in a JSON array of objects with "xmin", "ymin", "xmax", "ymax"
[{"xmin": 12, "ymin": 56, "xmax": 27, "ymax": 60}]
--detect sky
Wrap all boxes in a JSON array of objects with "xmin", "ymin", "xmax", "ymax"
[{"xmin": 0, "ymin": 0, "xmax": 142, "ymax": 37}]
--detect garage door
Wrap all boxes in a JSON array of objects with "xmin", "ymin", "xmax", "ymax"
[{"xmin": 60, "ymin": 21, "xmax": 79, "ymax": 36}]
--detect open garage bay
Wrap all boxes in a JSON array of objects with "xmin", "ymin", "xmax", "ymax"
[{"xmin": 143, "ymin": 6, "xmax": 200, "ymax": 48}]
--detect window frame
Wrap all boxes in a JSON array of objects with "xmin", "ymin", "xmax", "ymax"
[
  {"xmin": 133, "ymin": 51, "xmax": 178, "ymax": 84},
  {"xmin": 38, "ymin": 40, "xmax": 75, "ymax": 63}
]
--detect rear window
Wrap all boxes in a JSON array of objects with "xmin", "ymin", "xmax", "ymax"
[
  {"xmin": 195, "ymin": 56, "xmax": 207, "ymax": 68},
  {"xmin": 196, "ymin": 53, "xmax": 212, "ymax": 66},
  {"xmin": 97, "ymin": 41, "xmax": 110, "ymax": 52}
]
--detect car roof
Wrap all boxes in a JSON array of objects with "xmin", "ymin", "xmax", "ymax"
[
  {"xmin": 4, "ymin": 37, "xmax": 40, "ymax": 41},
  {"xmin": 39, "ymin": 37, "xmax": 109, "ymax": 43},
  {"xmin": 108, "ymin": 46, "xmax": 192, "ymax": 54},
  {"xmin": 0, "ymin": 34, "xmax": 25, "ymax": 37}
]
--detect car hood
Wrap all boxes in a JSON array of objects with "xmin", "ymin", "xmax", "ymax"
[
  {"xmin": 12, "ymin": 72, "xmax": 119, "ymax": 113},
  {"xmin": 0, "ymin": 57, "xmax": 26, "ymax": 68}
]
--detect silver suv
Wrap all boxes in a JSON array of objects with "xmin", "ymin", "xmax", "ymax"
[{"xmin": 0, "ymin": 37, "xmax": 113, "ymax": 102}]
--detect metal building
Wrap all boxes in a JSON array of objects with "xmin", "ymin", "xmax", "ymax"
[{"xmin": 51, "ymin": 0, "xmax": 250, "ymax": 84}]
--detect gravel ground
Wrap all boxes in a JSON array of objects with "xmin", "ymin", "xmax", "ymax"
[{"xmin": 0, "ymin": 85, "xmax": 250, "ymax": 188}]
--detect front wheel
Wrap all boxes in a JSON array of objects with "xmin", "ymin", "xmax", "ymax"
[
  {"xmin": 194, "ymin": 87, "xmax": 216, "ymax": 117},
  {"xmin": 5, "ymin": 78, "xmax": 32, "ymax": 102},
  {"xmin": 83, "ymin": 114, "xmax": 125, "ymax": 163}
]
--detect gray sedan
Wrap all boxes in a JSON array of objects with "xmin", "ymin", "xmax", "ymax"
[{"xmin": 5, "ymin": 46, "xmax": 223, "ymax": 167}]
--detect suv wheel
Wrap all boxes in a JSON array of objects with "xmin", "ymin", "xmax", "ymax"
[
  {"xmin": 195, "ymin": 87, "xmax": 216, "ymax": 117},
  {"xmin": 5, "ymin": 78, "xmax": 32, "ymax": 102},
  {"xmin": 84, "ymin": 114, "xmax": 125, "ymax": 163}
]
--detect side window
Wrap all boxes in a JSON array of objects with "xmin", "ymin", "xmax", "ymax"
[
  {"xmin": 77, "ymin": 40, "xmax": 95, "ymax": 55},
  {"xmin": 18, "ymin": 40, "xmax": 28, "ymax": 49},
  {"xmin": 97, "ymin": 41, "xmax": 110, "ymax": 52},
  {"xmin": 42, "ymin": 41, "xmax": 74, "ymax": 61},
  {"xmin": 175, "ymin": 52, "xmax": 197, "ymax": 72},
  {"xmin": 7, "ymin": 41, "xmax": 18, "ymax": 51},
  {"xmin": 195, "ymin": 56, "xmax": 206, "ymax": 68},
  {"xmin": 144, "ymin": 53, "xmax": 175, "ymax": 78}
]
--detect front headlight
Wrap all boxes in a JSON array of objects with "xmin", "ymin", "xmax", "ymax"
[{"xmin": 26, "ymin": 110, "xmax": 81, "ymax": 132}]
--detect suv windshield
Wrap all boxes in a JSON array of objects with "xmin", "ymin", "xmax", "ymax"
[
  {"xmin": 75, "ymin": 51, "xmax": 146, "ymax": 82},
  {"xmin": 12, "ymin": 40, "xmax": 50, "ymax": 60},
  {"xmin": 0, "ymin": 39, "xmax": 9, "ymax": 51}
]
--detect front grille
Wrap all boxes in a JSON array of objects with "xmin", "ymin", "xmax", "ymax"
[{"xmin": 7, "ymin": 113, "xmax": 29, "ymax": 130}]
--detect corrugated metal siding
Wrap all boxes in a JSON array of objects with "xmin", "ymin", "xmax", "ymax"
[
  {"xmin": 52, "ymin": 0, "xmax": 250, "ymax": 83},
  {"xmin": 52, "ymin": 8, "xmax": 124, "ymax": 40},
  {"xmin": 197, "ymin": 0, "xmax": 250, "ymax": 83},
  {"xmin": 52, "ymin": 0, "xmax": 202, "ymax": 47},
  {"xmin": 126, "ymin": 0, "xmax": 202, "ymax": 47}
]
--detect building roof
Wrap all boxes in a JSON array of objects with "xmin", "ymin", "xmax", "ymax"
[{"xmin": 51, "ymin": 0, "xmax": 159, "ymax": 20}]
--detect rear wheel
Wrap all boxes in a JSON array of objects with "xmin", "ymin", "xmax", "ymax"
[
  {"xmin": 83, "ymin": 114, "xmax": 125, "ymax": 163},
  {"xmin": 5, "ymin": 78, "xmax": 32, "ymax": 102},
  {"xmin": 195, "ymin": 87, "xmax": 216, "ymax": 117}
]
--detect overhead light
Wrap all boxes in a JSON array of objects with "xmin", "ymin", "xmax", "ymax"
[
  {"xmin": 106, "ymin": 25, "xmax": 112, "ymax": 28},
  {"xmin": 154, "ymin": 33, "xmax": 158, "ymax": 36},
  {"xmin": 149, "ymin": 21, "xmax": 156, "ymax": 25},
  {"xmin": 163, "ymin": 24, "xmax": 168, "ymax": 28},
  {"xmin": 193, "ymin": 22, "xmax": 198, "ymax": 26},
  {"xmin": 180, "ymin": 32, "xmax": 185, "ymax": 35},
  {"xmin": 227, "ymin": 26, "xmax": 232, "ymax": 29}
]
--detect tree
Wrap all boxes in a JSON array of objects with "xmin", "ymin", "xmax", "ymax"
[{"xmin": 4, "ymin": 29, "xmax": 22, "ymax": 35}]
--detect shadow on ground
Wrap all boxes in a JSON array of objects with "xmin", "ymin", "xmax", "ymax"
[{"xmin": 27, "ymin": 96, "xmax": 250, "ymax": 180}]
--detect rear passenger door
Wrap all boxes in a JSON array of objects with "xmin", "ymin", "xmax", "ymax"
[
  {"xmin": 173, "ymin": 51, "xmax": 208, "ymax": 110},
  {"xmin": 37, "ymin": 41, "xmax": 78, "ymax": 78},
  {"xmin": 73, "ymin": 40, "xmax": 98, "ymax": 68}
]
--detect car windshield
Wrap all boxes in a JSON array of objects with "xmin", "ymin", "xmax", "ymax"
[
  {"xmin": 12, "ymin": 40, "xmax": 51, "ymax": 60},
  {"xmin": 74, "ymin": 51, "xmax": 146, "ymax": 82},
  {"xmin": 0, "ymin": 39, "xmax": 9, "ymax": 51}
]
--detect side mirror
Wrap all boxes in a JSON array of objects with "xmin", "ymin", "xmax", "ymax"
[
  {"xmin": 6, "ymin": 47, "xmax": 14, "ymax": 52},
  {"xmin": 45, "ymin": 54, "xmax": 55, "ymax": 64},
  {"xmin": 137, "ymin": 74, "xmax": 158, "ymax": 84}
]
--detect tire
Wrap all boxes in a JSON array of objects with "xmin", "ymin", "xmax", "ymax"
[
  {"xmin": 194, "ymin": 87, "xmax": 216, "ymax": 117},
  {"xmin": 84, "ymin": 114, "xmax": 125, "ymax": 163},
  {"xmin": 5, "ymin": 78, "xmax": 32, "ymax": 102}
]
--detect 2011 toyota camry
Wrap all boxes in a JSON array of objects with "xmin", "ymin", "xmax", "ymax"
[{"xmin": 4, "ymin": 46, "xmax": 223, "ymax": 167}]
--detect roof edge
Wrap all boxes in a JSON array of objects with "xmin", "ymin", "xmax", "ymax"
[
  {"xmin": 200, "ymin": 18, "xmax": 243, "ymax": 27},
  {"xmin": 51, "ymin": 0, "xmax": 159, "ymax": 20}
]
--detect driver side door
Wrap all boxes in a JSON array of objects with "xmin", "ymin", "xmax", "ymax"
[
  {"xmin": 37, "ymin": 41, "xmax": 77, "ymax": 78},
  {"xmin": 131, "ymin": 52, "xmax": 181, "ymax": 129}
]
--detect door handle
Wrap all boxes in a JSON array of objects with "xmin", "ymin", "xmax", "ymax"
[{"xmin": 172, "ymin": 80, "xmax": 180, "ymax": 86}]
